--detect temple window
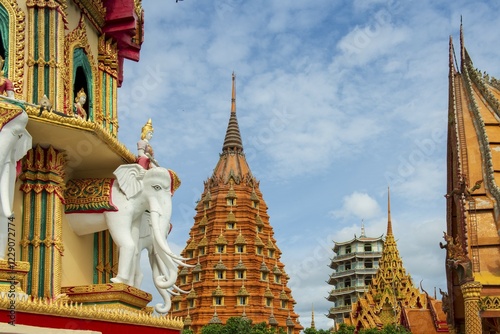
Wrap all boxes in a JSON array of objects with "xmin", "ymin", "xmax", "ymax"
[
  {"xmin": 72, "ymin": 48, "xmax": 92, "ymax": 120},
  {"xmin": 364, "ymin": 243, "xmax": 372, "ymax": 252},
  {"xmin": 345, "ymin": 245, "xmax": 351, "ymax": 254},
  {"xmin": 274, "ymin": 274, "xmax": 281, "ymax": 283},
  {"xmin": 227, "ymin": 198, "xmax": 236, "ymax": 206},
  {"xmin": 365, "ymin": 277, "xmax": 371, "ymax": 285},
  {"xmin": 266, "ymin": 297, "xmax": 272, "ymax": 307},
  {"xmin": 345, "ymin": 296, "xmax": 351, "ymax": 306},
  {"xmin": 173, "ymin": 301, "xmax": 180, "ymax": 311},
  {"xmin": 345, "ymin": 262, "xmax": 351, "ymax": 270},
  {"xmin": 365, "ymin": 260, "xmax": 373, "ymax": 269},
  {"xmin": 198, "ymin": 247, "xmax": 205, "ymax": 256},
  {"xmin": 257, "ymin": 226, "xmax": 263, "ymax": 233},
  {"xmin": 213, "ymin": 296, "xmax": 224, "ymax": 306},
  {"xmin": 238, "ymin": 296, "xmax": 247, "ymax": 305},
  {"xmin": 193, "ymin": 272, "xmax": 200, "ymax": 282},
  {"xmin": 235, "ymin": 270, "xmax": 246, "ymax": 279},
  {"xmin": 281, "ymin": 300, "xmax": 287, "ymax": 308},
  {"xmin": 227, "ymin": 222, "xmax": 236, "ymax": 230},
  {"xmin": 345, "ymin": 278, "xmax": 351, "ymax": 288},
  {"xmin": 180, "ymin": 276, "xmax": 187, "ymax": 285},
  {"xmin": 188, "ymin": 299, "xmax": 195, "ymax": 308},
  {"xmin": 256, "ymin": 246, "xmax": 263, "ymax": 255},
  {"xmin": 261, "ymin": 272, "xmax": 268, "ymax": 281},
  {"xmin": 217, "ymin": 245, "xmax": 225, "ymax": 253},
  {"xmin": 252, "ymin": 201, "xmax": 259, "ymax": 209},
  {"xmin": 200, "ymin": 226, "xmax": 206, "ymax": 233},
  {"xmin": 235, "ymin": 245, "xmax": 245, "ymax": 253},
  {"xmin": 215, "ymin": 270, "xmax": 226, "ymax": 280},
  {"xmin": 186, "ymin": 250, "xmax": 194, "ymax": 258},
  {"xmin": 268, "ymin": 249, "xmax": 275, "ymax": 258}
]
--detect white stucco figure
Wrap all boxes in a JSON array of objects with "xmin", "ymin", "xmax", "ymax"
[
  {"xmin": 65, "ymin": 164, "xmax": 192, "ymax": 313},
  {"xmin": 0, "ymin": 108, "xmax": 32, "ymax": 259}
]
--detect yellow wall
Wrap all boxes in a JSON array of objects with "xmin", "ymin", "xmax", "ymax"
[{"xmin": 61, "ymin": 215, "xmax": 94, "ymax": 287}]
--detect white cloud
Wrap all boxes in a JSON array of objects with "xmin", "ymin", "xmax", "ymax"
[{"xmin": 331, "ymin": 192, "xmax": 382, "ymax": 220}]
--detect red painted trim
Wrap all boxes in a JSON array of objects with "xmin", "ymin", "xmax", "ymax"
[{"xmin": 0, "ymin": 309, "xmax": 181, "ymax": 334}]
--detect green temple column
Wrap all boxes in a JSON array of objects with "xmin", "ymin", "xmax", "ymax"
[{"xmin": 19, "ymin": 145, "xmax": 66, "ymax": 298}]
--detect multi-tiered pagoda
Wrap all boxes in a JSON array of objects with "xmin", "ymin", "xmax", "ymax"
[
  {"xmin": 327, "ymin": 226, "xmax": 383, "ymax": 325},
  {"xmin": 171, "ymin": 74, "xmax": 302, "ymax": 333}
]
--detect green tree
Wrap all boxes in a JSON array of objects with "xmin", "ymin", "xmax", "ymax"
[
  {"xmin": 182, "ymin": 330, "xmax": 194, "ymax": 334},
  {"xmin": 335, "ymin": 323, "xmax": 355, "ymax": 334},
  {"xmin": 200, "ymin": 323, "xmax": 224, "ymax": 334},
  {"xmin": 223, "ymin": 317, "xmax": 253, "ymax": 334}
]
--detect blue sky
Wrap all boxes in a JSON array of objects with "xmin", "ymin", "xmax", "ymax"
[{"xmin": 117, "ymin": 0, "xmax": 500, "ymax": 330}]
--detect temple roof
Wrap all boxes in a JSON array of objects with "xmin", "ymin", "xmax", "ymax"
[
  {"xmin": 211, "ymin": 73, "xmax": 252, "ymax": 184},
  {"xmin": 345, "ymin": 191, "xmax": 432, "ymax": 331},
  {"xmin": 447, "ymin": 23, "xmax": 500, "ymax": 283}
]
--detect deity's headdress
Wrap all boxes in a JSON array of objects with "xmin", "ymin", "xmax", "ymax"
[
  {"xmin": 75, "ymin": 88, "xmax": 87, "ymax": 103},
  {"xmin": 141, "ymin": 118, "xmax": 154, "ymax": 140}
]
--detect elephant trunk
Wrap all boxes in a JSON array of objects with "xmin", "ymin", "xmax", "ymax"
[{"xmin": 149, "ymin": 210, "xmax": 189, "ymax": 289}]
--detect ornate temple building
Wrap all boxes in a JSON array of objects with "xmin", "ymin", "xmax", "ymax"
[
  {"xmin": 170, "ymin": 74, "xmax": 302, "ymax": 334},
  {"xmin": 0, "ymin": 0, "xmax": 182, "ymax": 333},
  {"xmin": 327, "ymin": 226, "xmax": 383, "ymax": 325},
  {"xmin": 344, "ymin": 192, "xmax": 448, "ymax": 333},
  {"xmin": 443, "ymin": 25, "xmax": 500, "ymax": 333}
]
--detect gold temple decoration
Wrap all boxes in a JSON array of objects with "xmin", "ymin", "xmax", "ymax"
[
  {"xmin": 26, "ymin": 0, "xmax": 66, "ymax": 109},
  {"xmin": 63, "ymin": 15, "xmax": 100, "ymax": 120},
  {"xmin": 1, "ymin": 0, "xmax": 26, "ymax": 95},
  {"xmin": 0, "ymin": 294, "xmax": 184, "ymax": 329},
  {"xmin": 25, "ymin": 105, "xmax": 136, "ymax": 163},
  {"xmin": 72, "ymin": 0, "xmax": 106, "ymax": 32}
]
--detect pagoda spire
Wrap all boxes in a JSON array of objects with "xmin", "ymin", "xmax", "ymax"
[
  {"xmin": 387, "ymin": 187, "xmax": 393, "ymax": 237},
  {"xmin": 222, "ymin": 72, "xmax": 243, "ymax": 153}
]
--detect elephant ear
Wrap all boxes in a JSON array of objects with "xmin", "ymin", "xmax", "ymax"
[
  {"xmin": 114, "ymin": 164, "xmax": 146, "ymax": 199},
  {"xmin": 168, "ymin": 169, "xmax": 181, "ymax": 195}
]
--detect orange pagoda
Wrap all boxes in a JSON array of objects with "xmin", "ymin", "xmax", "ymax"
[
  {"xmin": 170, "ymin": 74, "xmax": 302, "ymax": 333},
  {"xmin": 443, "ymin": 24, "xmax": 500, "ymax": 333},
  {"xmin": 345, "ymin": 191, "xmax": 448, "ymax": 333}
]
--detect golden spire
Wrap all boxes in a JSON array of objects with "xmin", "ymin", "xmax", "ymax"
[
  {"xmin": 222, "ymin": 72, "xmax": 243, "ymax": 153},
  {"xmin": 387, "ymin": 187, "xmax": 393, "ymax": 237}
]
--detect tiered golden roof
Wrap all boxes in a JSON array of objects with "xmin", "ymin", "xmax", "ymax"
[{"xmin": 345, "ymin": 191, "xmax": 447, "ymax": 333}]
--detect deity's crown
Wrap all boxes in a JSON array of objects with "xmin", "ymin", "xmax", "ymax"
[
  {"xmin": 141, "ymin": 118, "xmax": 154, "ymax": 138},
  {"xmin": 75, "ymin": 88, "xmax": 86, "ymax": 102}
]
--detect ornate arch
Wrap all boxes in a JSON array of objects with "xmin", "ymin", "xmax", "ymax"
[
  {"xmin": 64, "ymin": 15, "xmax": 98, "ymax": 120},
  {"xmin": 0, "ymin": 0, "xmax": 25, "ymax": 95}
]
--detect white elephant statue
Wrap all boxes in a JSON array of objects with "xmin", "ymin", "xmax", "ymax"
[
  {"xmin": 65, "ymin": 164, "xmax": 192, "ymax": 313},
  {"xmin": 0, "ymin": 108, "xmax": 32, "ymax": 259}
]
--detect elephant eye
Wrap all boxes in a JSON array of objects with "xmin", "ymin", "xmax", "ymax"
[{"xmin": 152, "ymin": 185, "xmax": 162, "ymax": 191}]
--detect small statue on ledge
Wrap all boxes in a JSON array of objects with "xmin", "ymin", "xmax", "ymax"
[
  {"xmin": 0, "ymin": 56, "xmax": 14, "ymax": 98},
  {"xmin": 137, "ymin": 119, "xmax": 158, "ymax": 169},
  {"xmin": 73, "ymin": 88, "xmax": 87, "ymax": 120}
]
